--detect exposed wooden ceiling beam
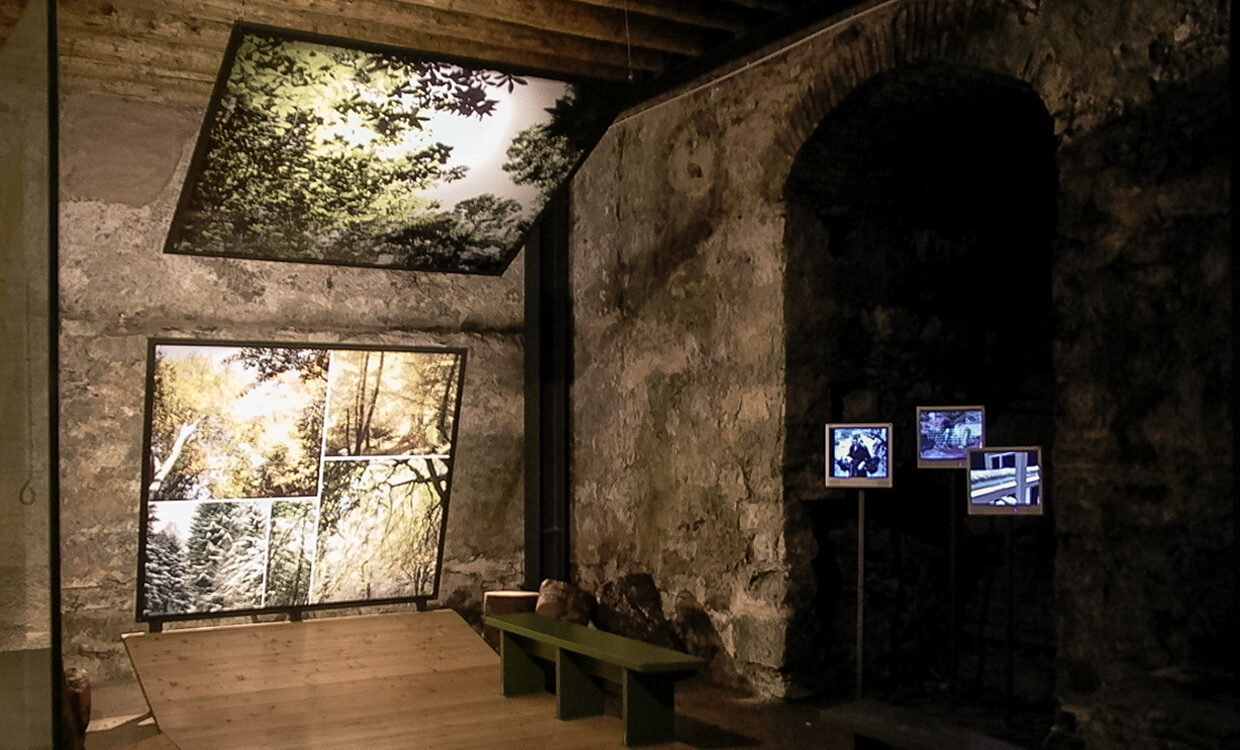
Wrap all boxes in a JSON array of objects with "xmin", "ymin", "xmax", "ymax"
[
  {"xmin": 56, "ymin": 0, "xmax": 846, "ymax": 107},
  {"xmin": 59, "ymin": 54, "xmax": 218, "ymax": 104},
  {"xmin": 205, "ymin": 0, "xmax": 683, "ymax": 66},
  {"xmin": 559, "ymin": 0, "xmax": 758, "ymax": 36},
  {"xmin": 721, "ymin": 0, "xmax": 800, "ymax": 13},
  {"xmin": 60, "ymin": 0, "xmax": 678, "ymax": 81},
  {"xmin": 384, "ymin": 0, "xmax": 718, "ymax": 57}
]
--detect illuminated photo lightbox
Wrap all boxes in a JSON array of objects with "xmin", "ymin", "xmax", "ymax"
[
  {"xmin": 825, "ymin": 423, "xmax": 893, "ymax": 488},
  {"xmin": 164, "ymin": 23, "xmax": 602, "ymax": 274},
  {"xmin": 137, "ymin": 340, "xmax": 466, "ymax": 621}
]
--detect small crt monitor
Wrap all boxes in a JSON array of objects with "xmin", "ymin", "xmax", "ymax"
[
  {"xmin": 825, "ymin": 423, "xmax": 893, "ymax": 488},
  {"xmin": 916, "ymin": 405, "xmax": 985, "ymax": 469},
  {"xmin": 967, "ymin": 446, "xmax": 1043, "ymax": 516}
]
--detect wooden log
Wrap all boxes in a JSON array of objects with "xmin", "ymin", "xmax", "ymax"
[
  {"xmin": 61, "ymin": 667, "xmax": 91, "ymax": 750},
  {"xmin": 482, "ymin": 590, "xmax": 539, "ymax": 650}
]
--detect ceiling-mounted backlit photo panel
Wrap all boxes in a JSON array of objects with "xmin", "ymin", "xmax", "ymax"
[
  {"xmin": 164, "ymin": 23, "xmax": 597, "ymax": 274},
  {"xmin": 138, "ymin": 340, "xmax": 466, "ymax": 622}
]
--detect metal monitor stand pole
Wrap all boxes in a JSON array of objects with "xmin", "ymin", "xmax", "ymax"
[
  {"xmin": 950, "ymin": 471, "xmax": 959, "ymax": 704},
  {"xmin": 856, "ymin": 488, "xmax": 866, "ymax": 698},
  {"xmin": 1006, "ymin": 516, "xmax": 1015, "ymax": 730}
]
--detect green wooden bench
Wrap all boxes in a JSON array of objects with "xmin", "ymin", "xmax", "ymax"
[
  {"xmin": 820, "ymin": 699, "xmax": 1029, "ymax": 750},
  {"xmin": 483, "ymin": 612, "xmax": 705, "ymax": 747}
]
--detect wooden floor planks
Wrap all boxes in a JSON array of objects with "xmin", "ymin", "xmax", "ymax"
[{"xmin": 124, "ymin": 609, "xmax": 692, "ymax": 749}]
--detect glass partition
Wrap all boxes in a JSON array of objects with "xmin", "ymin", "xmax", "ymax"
[{"xmin": 0, "ymin": 0, "xmax": 56, "ymax": 747}]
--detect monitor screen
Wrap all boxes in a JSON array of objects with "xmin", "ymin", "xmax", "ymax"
[
  {"xmin": 916, "ymin": 405, "xmax": 985, "ymax": 469},
  {"xmin": 825, "ymin": 423, "xmax": 893, "ymax": 488},
  {"xmin": 967, "ymin": 446, "xmax": 1043, "ymax": 516}
]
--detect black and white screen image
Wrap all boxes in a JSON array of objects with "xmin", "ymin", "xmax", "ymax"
[
  {"xmin": 165, "ymin": 24, "xmax": 591, "ymax": 274},
  {"xmin": 917, "ymin": 406, "xmax": 984, "ymax": 468},
  {"xmin": 967, "ymin": 447, "xmax": 1043, "ymax": 516},
  {"xmin": 139, "ymin": 341, "xmax": 465, "ymax": 620},
  {"xmin": 825, "ymin": 423, "xmax": 893, "ymax": 488}
]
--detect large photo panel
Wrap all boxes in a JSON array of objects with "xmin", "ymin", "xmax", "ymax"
[
  {"xmin": 138, "ymin": 340, "xmax": 466, "ymax": 621},
  {"xmin": 164, "ymin": 23, "xmax": 604, "ymax": 274}
]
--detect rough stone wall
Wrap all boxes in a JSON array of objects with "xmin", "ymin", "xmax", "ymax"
[
  {"xmin": 1047, "ymin": 7, "xmax": 1234, "ymax": 745},
  {"xmin": 0, "ymin": 0, "xmax": 51, "ymax": 653},
  {"xmin": 58, "ymin": 91, "xmax": 527, "ymax": 683},
  {"xmin": 570, "ymin": 105, "xmax": 791, "ymax": 692},
  {"xmin": 569, "ymin": 0, "xmax": 1232, "ymax": 742}
]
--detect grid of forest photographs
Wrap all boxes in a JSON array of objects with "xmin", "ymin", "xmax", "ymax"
[
  {"xmin": 163, "ymin": 23, "xmax": 597, "ymax": 274},
  {"xmin": 138, "ymin": 341, "xmax": 466, "ymax": 620}
]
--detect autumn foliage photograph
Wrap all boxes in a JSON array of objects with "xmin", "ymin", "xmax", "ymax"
[{"xmin": 139, "ymin": 341, "xmax": 466, "ymax": 619}]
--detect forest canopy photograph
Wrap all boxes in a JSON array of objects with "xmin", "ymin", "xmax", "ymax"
[
  {"xmin": 139, "ymin": 341, "xmax": 466, "ymax": 620},
  {"xmin": 163, "ymin": 24, "xmax": 585, "ymax": 274}
]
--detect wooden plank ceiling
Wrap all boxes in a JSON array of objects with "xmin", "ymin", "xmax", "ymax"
[{"xmin": 56, "ymin": 0, "xmax": 854, "ymax": 107}]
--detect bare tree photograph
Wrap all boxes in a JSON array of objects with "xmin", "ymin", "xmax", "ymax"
[
  {"xmin": 323, "ymin": 349, "xmax": 461, "ymax": 457},
  {"xmin": 312, "ymin": 458, "xmax": 448, "ymax": 603},
  {"xmin": 164, "ymin": 24, "xmax": 587, "ymax": 274}
]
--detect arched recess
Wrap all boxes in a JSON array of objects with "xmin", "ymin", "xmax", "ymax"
[{"xmin": 781, "ymin": 61, "xmax": 1059, "ymax": 719}]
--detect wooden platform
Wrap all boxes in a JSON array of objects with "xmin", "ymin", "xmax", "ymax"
[
  {"xmin": 0, "ymin": 648, "xmax": 53, "ymax": 750},
  {"xmin": 124, "ymin": 610, "xmax": 693, "ymax": 749}
]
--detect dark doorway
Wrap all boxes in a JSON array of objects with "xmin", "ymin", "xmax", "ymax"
[{"xmin": 783, "ymin": 63, "xmax": 1058, "ymax": 743}]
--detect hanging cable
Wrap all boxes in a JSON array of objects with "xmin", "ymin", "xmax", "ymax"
[
  {"xmin": 19, "ymin": 229, "xmax": 38, "ymax": 507},
  {"xmin": 623, "ymin": 1, "xmax": 634, "ymax": 82}
]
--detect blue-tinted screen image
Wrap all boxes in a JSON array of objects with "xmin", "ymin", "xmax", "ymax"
[
  {"xmin": 967, "ymin": 448, "xmax": 1043, "ymax": 515},
  {"xmin": 918, "ymin": 407, "xmax": 984, "ymax": 466},
  {"xmin": 828, "ymin": 426, "xmax": 890, "ymax": 481}
]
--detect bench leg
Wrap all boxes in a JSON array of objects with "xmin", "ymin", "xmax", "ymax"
[
  {"xmin": 621, "ymin": 670, "xmax": 676, "ymax": 747},
  {"xmin": 555, "ymin": 649, "xmax": 604, "ymax": 720},
  {"xmin": 499, "ymin": 632, "xmax": 545, "ymax": 696}
]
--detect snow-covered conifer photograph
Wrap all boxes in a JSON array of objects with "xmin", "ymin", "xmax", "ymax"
[{"xmin": 143, "ymin": 499, "xmax": 271, "ymax": 617}]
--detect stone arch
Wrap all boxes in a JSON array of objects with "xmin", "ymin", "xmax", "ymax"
[
  {"xmin": 758, "ymin": 0, "xmax": 1074, "ymax": 703},
  {"xmin": 777, "ymin": 52, "xmax": 1059, "ymax": 705},
  {"xmin": 767, "ymin": 0, "xmax": 1067, "ymax": 185}
]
